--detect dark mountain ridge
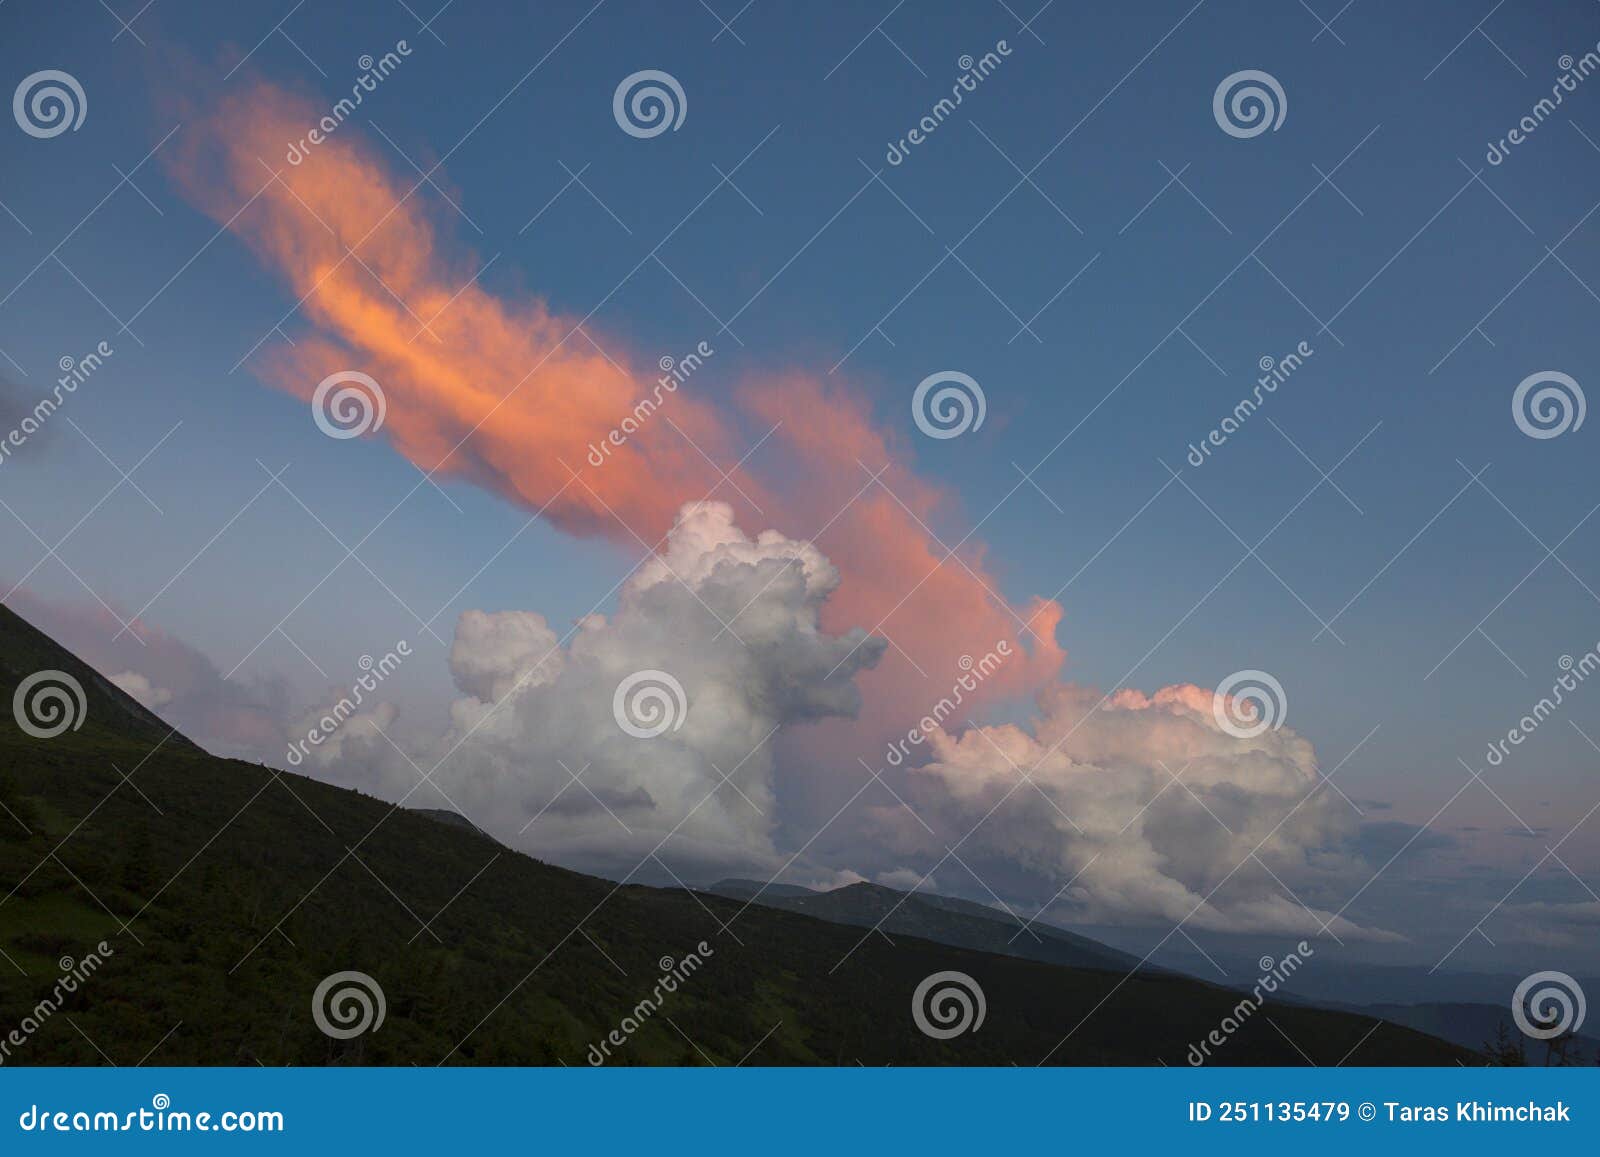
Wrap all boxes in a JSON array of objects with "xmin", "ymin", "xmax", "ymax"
[{"xmin": 709, "ymin": 877, "xmax": 1164, "ymax": 977}]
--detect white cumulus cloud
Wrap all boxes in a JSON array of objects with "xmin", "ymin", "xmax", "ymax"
[
  {"xmin": 326, "ymin": 501, "xmax": 886, "ymax": 878},
  {"xmin": 901, "ymin": 682, "xmax": 1394, "ymax": 939}
]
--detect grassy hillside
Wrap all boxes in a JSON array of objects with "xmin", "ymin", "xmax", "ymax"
[{"xmin": 0, "ymin": 604, "xmax": 1474, "ymax": 1066}]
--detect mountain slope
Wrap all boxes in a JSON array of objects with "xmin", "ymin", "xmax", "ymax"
[
  {"xmin": 412, "ymin": 807, "xmax": 500, "ymax": 843},
  {"xmin": 1351, "ymin": 1002, "xmax": 1598, "ymax": 1065},
  {"xmin": 709, "ymin": 878, "xmax": 1161, "ymax": 977},
  {"xmin": 0, "ymin": 603, "xmax": 1473, "ymax": 1066},
  {"xmin": 0, "ymin": 602, "xmax": 199, "ymax": 756}
]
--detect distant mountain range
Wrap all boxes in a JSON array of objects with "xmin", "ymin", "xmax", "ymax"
[
  {"xmin": 0, "ymin": 602, "xmax": 1475, "ymax": 1066},
  {"xmin": 1147, "ymin": 944, "xmax": 1597, "ymax": 1011},
  {"xmin": 1344, "ymin": 1002, "xmax": 1596, "ymax": 1064}
]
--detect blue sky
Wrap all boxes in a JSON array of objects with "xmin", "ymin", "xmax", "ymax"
[{"xmin": 3, "ymin": 0, "xmax": 1600, "ymax": 971}]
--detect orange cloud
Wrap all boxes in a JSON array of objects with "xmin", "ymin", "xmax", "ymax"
[
  {"xmin": 163, "ymin": 75, "xmax": 1063, "ymax": 731},
  {"xmin": 167, "ymin": 79, "xmax": 741, "ymax": 539},
  {"xmin": 743, "ymin": 376, "xmax": 1064, "ymax": 714}
]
